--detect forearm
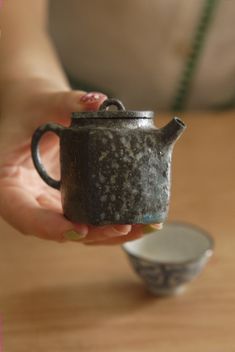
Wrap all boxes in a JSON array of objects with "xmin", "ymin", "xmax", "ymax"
[{"xmin": 0, "ymin": 0, "xmax": 69, "ymax": 89}]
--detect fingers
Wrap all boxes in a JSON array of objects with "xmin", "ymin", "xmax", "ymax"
[
  {"xmin": 0, "ymin": 177, "xmax": 162, "ymax": 244},
  {"xmin": 79, "ymin": 92, "xmax": 107, "ymax": 111},
  {"xmin": 82, "ymin": 223, "xmax": 163, "ymax": 245},
  {"xmin": 37, "ymin": 193, "xmax": 134, "ymax": 243},
  {"xmin": 77, "ymin": 224, "xmax": 132, "ymax": 243},
  {"xmin": 0, "ymin": 183, "xmax": 134, "ymax": 244},
  {"xmin": 38, "ymin": 90, "xmax": 107, "ymax": 124},
  {"xmin": 148, "ymin": 223, "xmax": 163, "ymax": 230},
  {"xmin": 37, "ymin": 194, "xmax": 134, "ymax": 243},
  {"xmin": 84, "ymin": 225, "xmax": 144, "ymax": 245},
  {"xmin": 0, "ymin": 185, "xmax": 88, "ymax": 242}
]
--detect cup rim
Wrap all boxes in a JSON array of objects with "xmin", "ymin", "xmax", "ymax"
[{"xmin": 122, "ymin": 221, "xmax": 214, "ymax": 266}]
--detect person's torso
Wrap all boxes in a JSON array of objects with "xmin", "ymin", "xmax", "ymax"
[{"xmin": 49, "ymin": 0, "xmax": 235, "ymax": 110}]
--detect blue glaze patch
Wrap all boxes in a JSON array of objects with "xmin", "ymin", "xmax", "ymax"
[{"xmin": 142, "ymin": 214, "xmax": 163, "ymax": 224}]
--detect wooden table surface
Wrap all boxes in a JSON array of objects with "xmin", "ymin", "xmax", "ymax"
[{"xmin": 0, "ymin": 112, "xmax": 235, "ymax": 352}]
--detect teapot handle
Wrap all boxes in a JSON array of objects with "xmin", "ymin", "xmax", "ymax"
[
  {"xmin": 31, "ymin": 123, "xmax": 65, "ymax": 190},
  {"xmin": 99, "ymin": 98, "xmax": 126, "ymax": 111}
]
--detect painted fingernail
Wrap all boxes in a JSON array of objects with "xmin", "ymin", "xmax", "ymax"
[
  {"xmin": 80, "ymin": 92, "xmax": 106, "ymax": 104},
  {"xmin": 64, "ymin": 230, "xmax": 87, "ymax": 241},
  {"xmin": 143, "ymin": 224, "xmax": 162, "ymax": 234},
  {"xmin": 149, "ymin": 223, "xmax": 163, "ymax": 230}
]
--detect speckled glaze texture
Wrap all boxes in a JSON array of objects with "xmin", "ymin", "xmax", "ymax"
[
  {"xmin": 31, "ymin": 99, "xmax": 186, "ymax": 225},
  {"xmin": 61, "ymin": 124, "xmax": 171, "ymax": 224}
]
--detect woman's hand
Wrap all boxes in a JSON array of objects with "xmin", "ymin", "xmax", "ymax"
[
  {"xmin": 0, "ymin": 1, "xmax": 162, "ymax": 244},
  {"xmin": 0, "ymin": 77, "xmax": 162, "ymax": 244}
]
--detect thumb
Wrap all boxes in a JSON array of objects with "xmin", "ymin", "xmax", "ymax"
[{"xmin": 41, "ymin": 90, "xmax": 108, "ymax": 123}]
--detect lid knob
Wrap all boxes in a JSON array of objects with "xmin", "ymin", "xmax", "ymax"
[{"xmin": 99, "ymin": 98, "xmax": 126, "ymax": 111}]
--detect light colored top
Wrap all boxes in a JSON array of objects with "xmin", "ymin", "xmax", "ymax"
[{"xmin": 49, "ymin": 0, "xmax": 235, "ymax": 110}]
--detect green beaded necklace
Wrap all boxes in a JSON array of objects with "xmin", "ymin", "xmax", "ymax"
[{"xmin": 171, "ymin": 0, "xmax": 219, "ymax": 112}]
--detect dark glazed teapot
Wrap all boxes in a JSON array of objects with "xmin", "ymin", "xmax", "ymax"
[{"xmin": 31, "ymin": 98, "xmax": 186, "ymax": 225}]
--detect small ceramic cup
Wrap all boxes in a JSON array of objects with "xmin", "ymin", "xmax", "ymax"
[{"xmin": 122, "ymin": 222, "xmax": 214, "ymax": 296}]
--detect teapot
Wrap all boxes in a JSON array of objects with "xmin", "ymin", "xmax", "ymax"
[{"xmin": 31, "ymin": 98, "xmax": 186, "ymax": 225}]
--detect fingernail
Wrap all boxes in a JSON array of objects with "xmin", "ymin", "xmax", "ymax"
[
  {"xmin": 143, "ymin": 224, "xmax": 162, "ymax": 234},
  {"xmin": 64, "ymin": 230, "xmax": 87, "ymax": 241},
  {"xmin": 111, "ymin": 225, "xmax": 132, "ymax": 235},
  {"xmin": 149, "ymin": 223, "xmax": 163, "ymax": 230},
  {"xmin": 79, "ymin": 92, "xmax": 106, "ymax": 104}
]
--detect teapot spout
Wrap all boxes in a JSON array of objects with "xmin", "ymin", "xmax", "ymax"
[{"xmin": 160, "ymin": 117, "xmax": 186, "ymax": 146}]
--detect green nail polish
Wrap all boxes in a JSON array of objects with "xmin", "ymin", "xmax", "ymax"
[
  {"xmin": 64, "ymin": 230, "xmax": 86, "ymax": 241},
  {"xmin": 143, "ymin": 225, "xmax": 160, "ymax": 235}
]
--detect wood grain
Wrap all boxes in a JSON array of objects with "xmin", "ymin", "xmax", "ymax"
[{"xmin": 0, "ymin": 111, "xmax": 235, "ymax": 351}]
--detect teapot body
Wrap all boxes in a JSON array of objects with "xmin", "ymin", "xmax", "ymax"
[
  {"xmin": 60, "ymin": 118, "xmax": 171, "ymax": 225},
  {"xmin": 31, "ymin": 98, "xmax": 185, "ymax": 225}
]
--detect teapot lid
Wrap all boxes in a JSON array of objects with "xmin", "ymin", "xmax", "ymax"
[{"xmin": 72, "ymin": 98, "xmax": 154, "ymax": 119}]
